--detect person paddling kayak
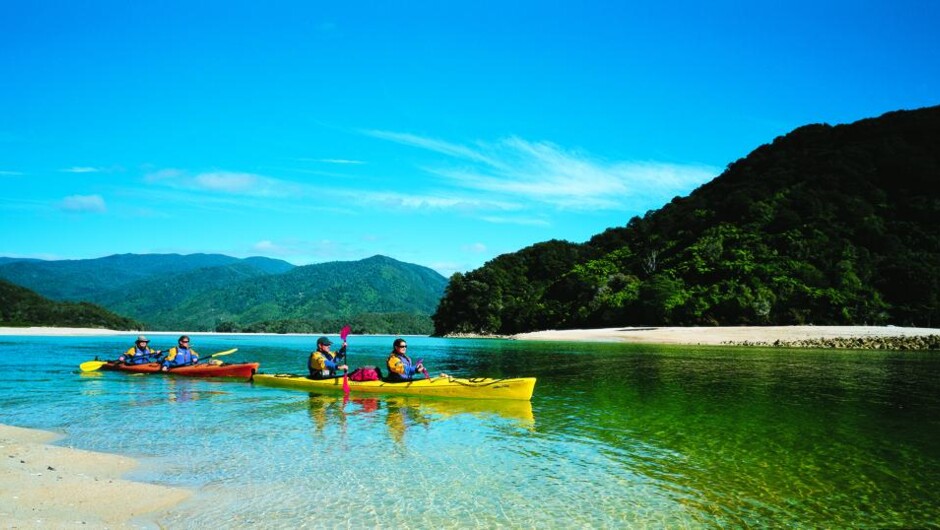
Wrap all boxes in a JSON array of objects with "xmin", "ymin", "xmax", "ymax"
[
  {"xmin": 386, "ymin": 338, "xmax": 447, "ymax": 382},
  {"xmin": 308, "ymin": 336, "xmax": 347, "ymax": 379},
  {"xmin": 119, "ymin": 335, "xmax": 163, "ymax": 365},
  {"xmin": 161, "ymin": 335, "xmax": 199, "ymax": 371}
]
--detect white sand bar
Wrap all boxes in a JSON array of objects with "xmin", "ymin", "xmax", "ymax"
[
  {"xmin": 0, "ymin": 424, "xmax": 190, "ymax": 528},
  {"xmin": 511, "ymin": 325, "xmax": 940, "ymax": 345}
]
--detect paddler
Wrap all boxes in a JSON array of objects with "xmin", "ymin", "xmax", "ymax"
[
  {"xmin": 308, "ymin": 336, "xmax": 348, "ymax": 379},
  {"xmin": 161, "ymin": 335, "xmax": 199, "ymax": 370},
  {"xmin": 386, "ymin": 338, "xmax": 447, "ymax": 382},
  {"xmin": 119, "ymin": 335, "xmax": 163, "ymax": 365}
]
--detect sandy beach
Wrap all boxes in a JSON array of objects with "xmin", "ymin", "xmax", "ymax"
[
  {"xmin": 0, "ymin": 424, "xmax": 190, "ymax": 528},
  {"xmin": 1, "ymin": 325, "xmax": 938, "ymax": 346},
  {"xmin": 510, "ymin": 325, "xmax": 940, "ymax": 345}
]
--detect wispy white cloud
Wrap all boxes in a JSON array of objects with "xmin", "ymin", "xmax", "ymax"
[
  {"xmin": 0, "ymin": 170, "xmax": 23, "ymax": 176},
  {"xmin": 253, "ymin": 240, "xmax": 288, "ymax": 254},
  {"xmin": 145, "ymin": 169, "xmax": 302, "ymax": 198},
  {"xmin": 290, "ymin": 157, "xmax": 366, "ymax": 165},
  {"xmin": 61, "ymin": 167, "xmax": 101, "ymax": 173},
  {"xmin": 479, "ymin": 215, "xmax": 551, "ymax": 226},
  {"xmin": 362, "ymin": 130, "xmax": 501, "ymax": 166},
  {"xmin": 318, "ymin": 159, "xmax": 365, "ymax": 165},
  {"xmin": 365, "ymin": 131, "xmax": 719, "ymax": 211},
  {"xmin": 250, "ymin": 238, "xmax": 354, "ymax": 263},
  {"xmin": 59, "ymin": 194, "xmax": 106, "ymax": 213},
  {"xmin": 351, "ymin": 191, "xmax": 520, "ymax": 212},
  {"xmin": 462, "ymin": 242, "xmax": 488, "ymax": 253}
]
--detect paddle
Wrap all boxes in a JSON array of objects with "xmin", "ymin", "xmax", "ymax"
[
  {"xmin": 79, "ymin": 360, "xmax": 109, "ymax": 372},
  {"xmin": 340, "ymin": 325, "xmax": 351, "ymax": 395},
  {"xmin": 416, "ymin": 357, "xmax": 430, "ymax": 380},
  {"xmin": 207, "ymin": 348, "xmax": 238, "ymax": 359},
  {"xmin": 173, "ymin": 348, "xmax": 238, "ymax": 368},
  {"xmin": 79, "ymin": 352, "xmax": 163, "ymax": 372},
  {"xmin": 79, "ymin": 348, "xmax": 238, "ymax": 372}
]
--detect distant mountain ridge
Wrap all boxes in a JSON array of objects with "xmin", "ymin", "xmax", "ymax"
[
  {"xmin": 0, "ymin": 254, "xmax": 447, "ymax": 333},
  {"xmin": 0, "ymin": 253, "xmax": 295, "ymax": 301}
]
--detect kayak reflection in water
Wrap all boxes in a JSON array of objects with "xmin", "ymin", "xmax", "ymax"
[
  {"xmin": 385, "ymin": 397, "xmax": 430, "ymax": 445},
  {"xmin": 161, "ymin": 335, "xmax": 199, "ymax": 371},
  {"xmin": 308, "ymin": 394, "xmax": 347, "ymax": 433},
  {"xmin": 385, "ymin": 339, "xmax": 448, "ymax": 382}
]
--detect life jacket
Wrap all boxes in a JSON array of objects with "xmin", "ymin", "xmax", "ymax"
[
  {"xmin": 166, "ymin": 346, "xmax": 196, "ymax": 367},
  {"xmin": 123, "ymin": 346, "xmax": 154, "ymax": 365},
  {"xmin": 386, "ymin": 353, "xmax": 417, "ymax": 382},
  {"xmin": 309, "ymin": 350, "xmax": 340, "ymax": 378}
]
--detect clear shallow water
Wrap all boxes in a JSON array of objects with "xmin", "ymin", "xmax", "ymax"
[{"xmin": 1, "ymin": 334, "xmax": 938, "ymax": 528}]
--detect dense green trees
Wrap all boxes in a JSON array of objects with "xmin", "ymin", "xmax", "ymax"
[
  {"xmin": 433, "ymin": 106, "xmax": 940, "ymax": 335},
  {"xmin": 0, "ymin": 280, "xmax": 142, "ymax": 330}
]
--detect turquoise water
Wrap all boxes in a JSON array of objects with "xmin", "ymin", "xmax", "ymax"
[{"xmin": 1, "ymin": 334, "xmax": 938, "ymax": 527}]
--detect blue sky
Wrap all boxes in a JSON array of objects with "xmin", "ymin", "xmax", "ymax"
[{"xmin": 2, "ymin": 1, "xmax": 937, "ymax": 277}]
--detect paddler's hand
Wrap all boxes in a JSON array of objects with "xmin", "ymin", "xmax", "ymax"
[{"xmin": 338, "ymin": 364, "xmax": 348, "ymax": 372}]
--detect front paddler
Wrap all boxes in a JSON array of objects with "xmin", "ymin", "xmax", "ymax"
[
  {"xmin": 308, "ymin": 335, "xmax": 347, "ymax": 379},
  {"xmin": 161, "ymin": 335, "xmax": 199, "ymax": 371}
]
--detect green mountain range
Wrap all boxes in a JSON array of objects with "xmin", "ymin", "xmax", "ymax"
[
  {"xmin": 433, "ymin": 105, "xmax": 940, "ymax": 335},
  {"xmin": 0, "ymin": 254, "xmax": 447, "ymax": 333}
]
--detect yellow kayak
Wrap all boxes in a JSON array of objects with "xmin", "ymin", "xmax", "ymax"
[{"xmin": 251, "ymin": 373, "xmax": 536, "ymax": 400}]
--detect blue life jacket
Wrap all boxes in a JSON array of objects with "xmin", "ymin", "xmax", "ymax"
[
  {"xmin": 123, "ymin": 346, "xmax": 156, "ymax": 365},
  {"xmin": 164, "ymin": 346, "xmax": 196, "ymax": 367},
  {"xmin": 386, "ymin": 353, "xmax": 418, "ymax": 382}
]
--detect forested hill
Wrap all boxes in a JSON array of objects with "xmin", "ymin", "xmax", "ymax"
[
  {"xmin": 139, "ymin": 255, "xmax": 449, "ymax": 334},
  {"xmin": 0, "ymin": 279, "xmax": 141, "ymax": 330},
  {"xmin": 433, "ymin": 105, "xmax": 940, "ymax": 335}
]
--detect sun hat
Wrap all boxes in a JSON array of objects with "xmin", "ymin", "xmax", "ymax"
[
  {"xmin": 136, "ymin": 335, "xmax": 150, "ymax": 343},
  {"xmin": 316, "ymin": 336, "xmax": 332, "ymax": 346}
]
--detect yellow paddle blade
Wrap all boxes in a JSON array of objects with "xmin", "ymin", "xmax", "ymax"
[
  {"xmin": 208, "ymin": 348, "xmax": 238, "ymax": 358},
  {"xmin": 79, "ymin": 360, "xmax": 108, "ymax": 372}
]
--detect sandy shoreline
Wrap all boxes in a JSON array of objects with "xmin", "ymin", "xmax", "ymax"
[
  {"xmin": 511, "ymin": 325, "xmax": 940, "ymax": 345},
  {"xmin": 0, "ymin": 424, "xmax": 190, "ymax": 528},
  {"xmin": 1, "ymin": 325, "xmax": 938, "ymax": 346}
]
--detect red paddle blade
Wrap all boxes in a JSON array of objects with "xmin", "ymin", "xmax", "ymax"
[
  {"xmin": 340, "ymin": 325, "xmax": 351, "ymax": 341},
  {"xmin": 342, "ymin": 372, "xmax": 350, "ymax": 395}
]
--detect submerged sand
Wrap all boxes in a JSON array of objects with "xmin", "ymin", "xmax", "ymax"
[{"xmin": 0, "ymin": 424, "xmax": 190, "ymax": 528}]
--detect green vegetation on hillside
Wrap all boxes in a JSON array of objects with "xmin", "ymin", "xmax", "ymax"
[
  {"xmin": 0, "ymin": 254, "xmax": 446, "ymax": 334},
  {"xmin": 433, "ymin": 106, "xmax": 940, "ymax": 335},
  {"xmin": 0, "ymin": 279, "xmax": 141, "ymax": 330},
  {"xmin": 192, "ymin": 255, "xmax": 446, "ymax": 333},
  {"xmin": 0, "ymin": 253, "xmax": 294, "ymax": 302}
]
